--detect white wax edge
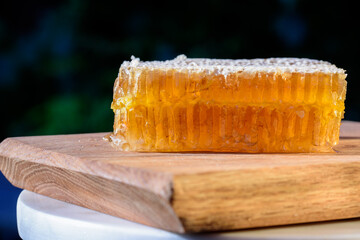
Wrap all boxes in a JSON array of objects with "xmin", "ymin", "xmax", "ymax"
[{"xmin": 120, "ymin": 54, "xmax": 346, "ymax": 75}]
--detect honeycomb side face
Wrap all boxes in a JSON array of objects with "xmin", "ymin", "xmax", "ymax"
[{"xmin": 110, "ymin": 67, "xmax": 346, "ymax": 153}]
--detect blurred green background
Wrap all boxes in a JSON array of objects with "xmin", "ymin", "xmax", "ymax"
[{"xmin": 1, "ymin": 0, "xmax": 360, "ymax": 239}]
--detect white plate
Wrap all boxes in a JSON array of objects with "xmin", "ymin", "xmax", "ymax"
[{"xmin": 17, "ymin": 190, "xmax": 360, "ymax": 240}]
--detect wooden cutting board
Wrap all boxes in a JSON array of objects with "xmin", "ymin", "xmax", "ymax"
[{"xmin": 1, "ymin": 120, "xmax": 360, "ymax": 233}]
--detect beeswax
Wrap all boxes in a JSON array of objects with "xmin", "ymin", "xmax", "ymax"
[{"xmin": 109, "ymin": 55, "xmax": 347, "ymax": 152}]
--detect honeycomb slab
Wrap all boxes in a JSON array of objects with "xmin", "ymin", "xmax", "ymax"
[{"xmin": 109, "ymin": 55, "xmax": 347, "ymax": 152}]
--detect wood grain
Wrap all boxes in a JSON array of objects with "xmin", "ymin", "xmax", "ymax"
[
  {"xmin": 1, "ymin": 120, "xmax": 360, "ymax": 233},
  {"xmin": 1, "ymin": 158, "xmax": 183, "ymax": 232}
]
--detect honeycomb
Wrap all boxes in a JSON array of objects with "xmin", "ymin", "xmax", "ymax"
[{"xmin": 108, "ymin": 55, "xmax": 347, "ymax": 152}]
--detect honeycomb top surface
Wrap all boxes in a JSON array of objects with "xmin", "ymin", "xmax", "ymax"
[{"xmin": 121, "ymin": 55, "xmax": 345, "ymax": 75}]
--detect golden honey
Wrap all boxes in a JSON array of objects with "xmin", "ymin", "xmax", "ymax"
[{"xmin": 109, "ymin": 55, "xmax": 347, "ymax": 152}]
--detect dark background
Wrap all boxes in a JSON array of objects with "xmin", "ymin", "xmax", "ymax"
[{"xmin": 0, "ymin": 0, "xmax": 359, "ymax": 239}]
